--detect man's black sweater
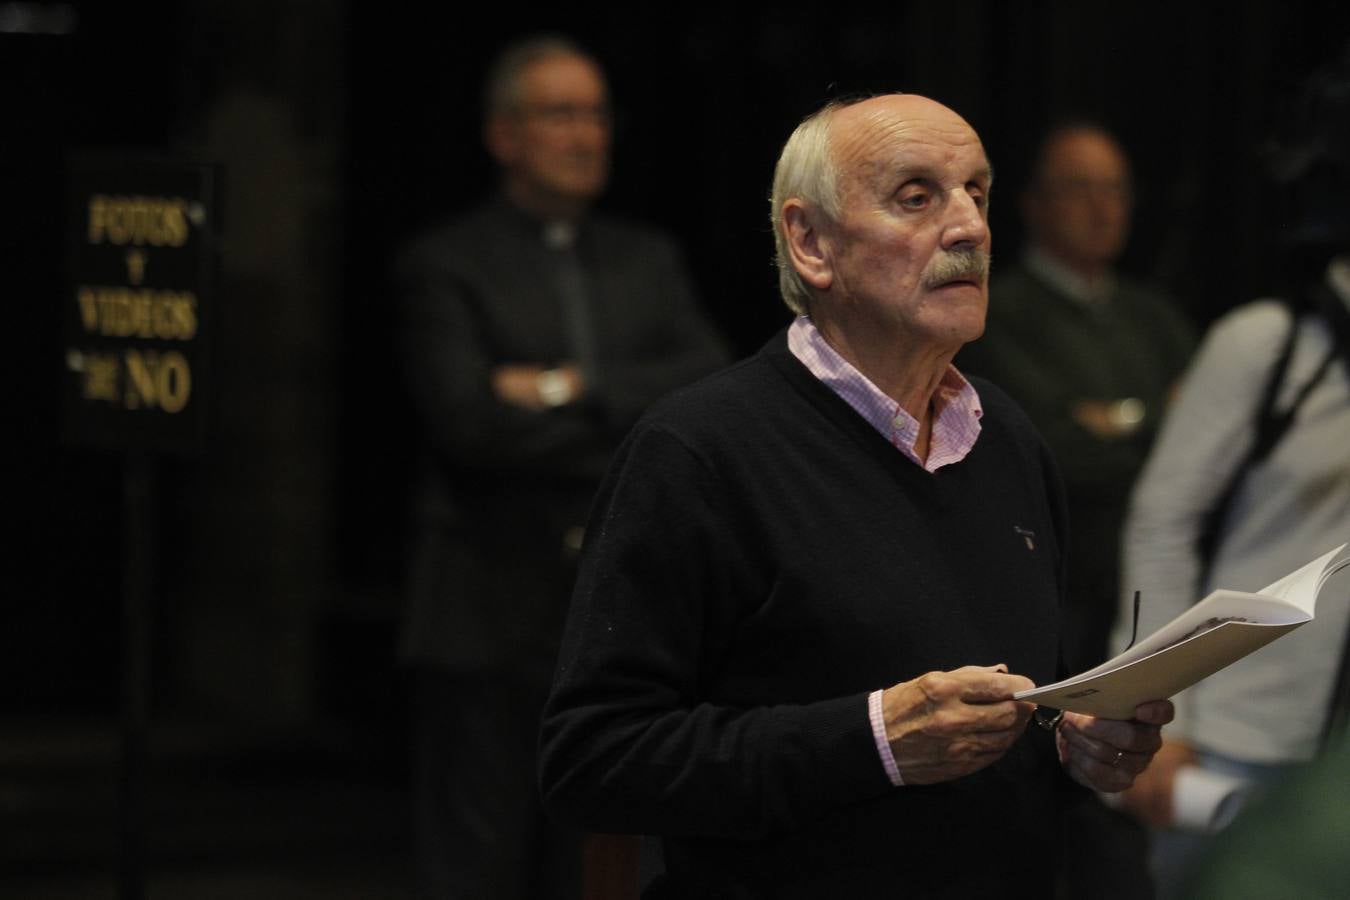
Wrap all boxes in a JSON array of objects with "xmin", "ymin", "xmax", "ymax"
[{"xmin": 541, "ymin": 332, "xmax": 1076, "ymax": 897}]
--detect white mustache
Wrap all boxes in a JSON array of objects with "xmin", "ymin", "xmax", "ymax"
[{"xmin": 923, "ymin": 250, "xmax": 990, "ymax": 289}]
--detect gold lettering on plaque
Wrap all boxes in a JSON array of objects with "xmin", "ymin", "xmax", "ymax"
[
  {"xmin": 87, "ymin": 195, "xmax": 190, "ymax": 247},
  {"xmin": 123, "ymin": 349, "xmax": 191, "ymax": 413}
]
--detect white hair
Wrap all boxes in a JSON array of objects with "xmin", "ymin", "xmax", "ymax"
[
  {"xmin": 769, "ymin": 101, "xmax": 850, "ymax": 316},
  {"xmin": 483, "ymin": 35, "xmax": 597, "ymax": 119}
]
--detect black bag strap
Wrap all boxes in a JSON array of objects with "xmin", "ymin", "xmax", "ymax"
[
  {"xmin": 1194, "ymin": 282, "xmax": 1350, "ymax": 751},
  {"xmin": 1194, "ymin": 308, "xmax": 1299, "ymax": 584},
  {"xmin": 1255, "ymin": 326, "xmax": 1340, "ymax": 460},
  {"xmin": 1195, "ymin": 298, "xmax": 1340, "ymax": 587}
]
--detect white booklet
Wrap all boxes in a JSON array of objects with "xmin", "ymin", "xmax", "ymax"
[{"xmin": 1015, "ymin": 543, "xmax": 1350, "ymax": 719}]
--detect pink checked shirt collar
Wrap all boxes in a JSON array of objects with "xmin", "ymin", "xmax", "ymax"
[{"xmin": 787, "ymin": 316, "xmax": 982, "ymax": 472}]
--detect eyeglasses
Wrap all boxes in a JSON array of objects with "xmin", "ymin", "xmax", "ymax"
[
  {"xmin": 1045, "ymin": 178, "xmax": 1133, "ymax": 203},
  {"xmin": 517, "ymin": 103, "xmax": 612, "ymax": 129}
]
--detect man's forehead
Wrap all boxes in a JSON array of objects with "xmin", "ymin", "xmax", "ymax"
[
  {"xmin": 520, "ymin": 54, "xmax": 608, "ymax": 101},
  {"xmin": 833, "ymin": 95, "xmax": 989, "ymax": 181},
  {"xmin": 1039, "ymin": 129, "xmax": 1128, "ymax": 178}
]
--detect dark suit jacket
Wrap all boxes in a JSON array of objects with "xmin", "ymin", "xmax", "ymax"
[{"xmin": 397, "ymin": 196, "xmax": 729, "ymax": 681}]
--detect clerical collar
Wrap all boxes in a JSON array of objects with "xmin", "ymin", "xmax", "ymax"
[
  {"xmin": 543, "ymin": 219, "xmax": 578, "ymax": 249},
  {"xmin": 1024, "ymin": 245, "xmax": 1117, "ymax": 309},
  {"xmin": 492, "ymin": 193, "xmax": 584, "ymax": 248}
]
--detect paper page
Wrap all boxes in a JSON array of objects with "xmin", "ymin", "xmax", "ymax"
[
  {"xmin": 1038, "ymin": 591, "xmax": 1307, "ymax": 694},
  {"xmin": 1016, "ymin": 619, "xmax": 1302, "ymax": 719},
  {"xmin": 1012, "ymin": 543, "xmax": 1347, "ymax": 717},
  {"xmin": 1034, "ymin": 543, "xmax": 1347, "ymax": 689},
  {"xmin": 1252, "ymin": 543, "xmax": 1349, "ymax": 613}
]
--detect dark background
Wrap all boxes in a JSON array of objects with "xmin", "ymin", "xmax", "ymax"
[{"xmin": 4, "ymin": 1, "xmax": 1349, "ymax": 894}]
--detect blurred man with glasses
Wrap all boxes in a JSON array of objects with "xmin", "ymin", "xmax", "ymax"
[
  {"xmin": 958, "ymin": 123, "xmax": 1197, "ymax": 899},
  {"xmin": 395, "ymin": 34, "xmax": 728, "ymax": 900},
  {"xmin": 959, "ymin": 124, "xmax": 1196, "ymax": 676}
]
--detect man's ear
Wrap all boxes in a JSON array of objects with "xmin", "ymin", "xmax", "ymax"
[{"xmin": 783, "ymin": 199, "xmax": 833, "ymax": 291}]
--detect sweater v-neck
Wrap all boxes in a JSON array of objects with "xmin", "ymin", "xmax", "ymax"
[{"xmin": 759, "ymin": 330, "xmax": 962, "ymax": 484}]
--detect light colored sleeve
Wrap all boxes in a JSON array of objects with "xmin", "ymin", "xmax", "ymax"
[
  {"xmin": 868, "ymin": 689, "xmax": 904, "ymax": 786},
  {"xmin": 1115, "ymin": 301, "xmax": 1290, "ymax": 738}
]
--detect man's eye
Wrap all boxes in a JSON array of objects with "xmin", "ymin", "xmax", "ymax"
[{"xmin": 900, "ymin": 192, "xmax": 929, "ymax": 209}]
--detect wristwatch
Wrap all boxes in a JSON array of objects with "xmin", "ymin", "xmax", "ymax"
[
  {"xmin": 1109, "ymin": 397, "xmax": 1146, "ymax": 434},
  {"xmin": 536, "ymin": 368, "xmax": 573, "ymax": 408}
]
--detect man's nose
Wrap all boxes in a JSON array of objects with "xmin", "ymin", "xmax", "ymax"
[{"xmin": 942, "ymin": 190, "xmax": 989, "ymax": 250}]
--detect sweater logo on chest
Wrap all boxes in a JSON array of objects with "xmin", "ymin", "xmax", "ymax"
[{"xmin": 1014, "ymin": 526, "xmax": 1037, "ymax": 551}]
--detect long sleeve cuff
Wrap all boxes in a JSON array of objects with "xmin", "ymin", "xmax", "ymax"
[{"xmin": 869, "ymin": 689, "xmax": 904, "ymax": 787}]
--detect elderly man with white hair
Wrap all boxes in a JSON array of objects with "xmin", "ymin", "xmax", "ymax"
[{"xmin": 539, "ymin": 93, "xmax": 1172, "ymax": 897}]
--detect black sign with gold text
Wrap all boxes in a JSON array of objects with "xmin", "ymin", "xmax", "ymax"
[{"xmin": 62, "ymin": 156, "xmax": 219, "ymax": 453}]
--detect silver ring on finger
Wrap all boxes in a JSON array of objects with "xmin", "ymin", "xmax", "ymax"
[{"xmin": 1111, "ymin": 750, "xmax": 1124, "ymax": 768}]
